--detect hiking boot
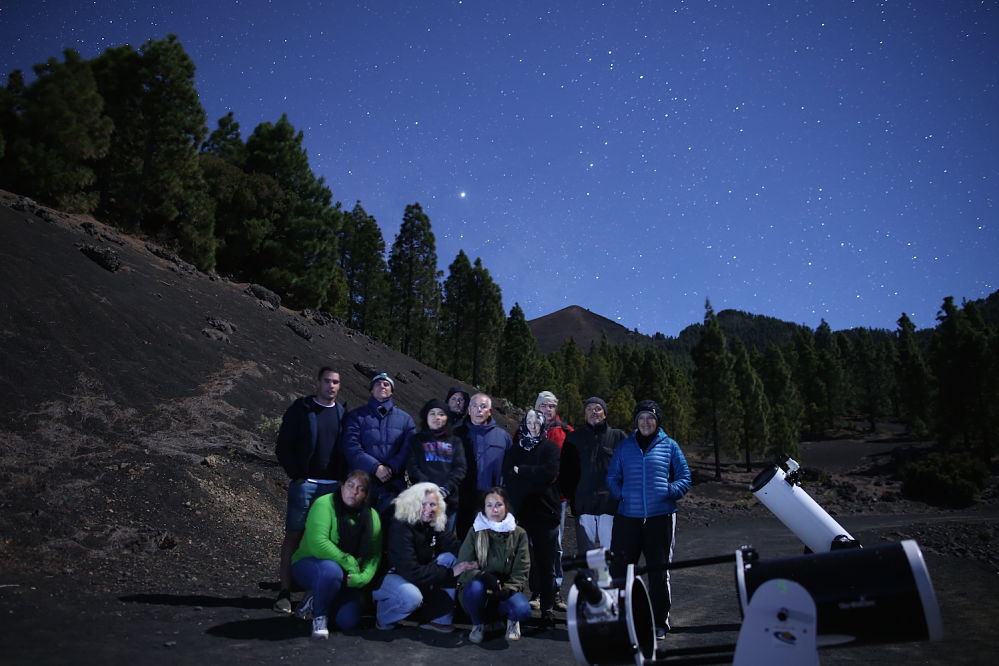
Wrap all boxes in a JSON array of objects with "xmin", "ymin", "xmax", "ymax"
[
  {"xmin": 506, "ymin": 619, "xmax": 521, "ymax": 641},
  {"xmin": 419, "ymin": 621, "xmax": 455, "ymax": 633},
  {"xmin": 553, "ymin": 591, "xmax": 567, "ymax": 612},
  {"xmin": 529, "ymin": 593, "xmax": 541, "ymax": 609},
  {"xmin": 469, "ymin": 623, "xmax": 485, "ymax": 643},
  {"xmin": 293, "ymin": 593, "xmax": 313, "ymax": 620},
  {"xmin": 312, "ymin": 615, "xmax": 329, "ymax": 640},
  {"xmin": 273, "ymin": 591, "xmax": 293, "ymax": 614}
]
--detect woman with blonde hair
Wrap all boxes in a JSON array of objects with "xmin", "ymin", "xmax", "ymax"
[{"xmin": 372, "ymin": 482, "xmax": 476, "ymax": 632}]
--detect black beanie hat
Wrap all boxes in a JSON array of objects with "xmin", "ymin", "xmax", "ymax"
[
  {"xmin": 632, "ymin": 399, "xmax": 662, "ymax": 424},
  {"xmin": 420, "ymin": 398, "xmax": 451, "ymax": 428}
]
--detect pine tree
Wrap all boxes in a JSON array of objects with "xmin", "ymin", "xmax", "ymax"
[
  {"xmin": 759, "ymin": 344, "xmax": 802, "ymax": 461},
  {"xmin": 531, "ymin": 358, "xmax": 559, "ymax": 398},
  {"xmin": 852, "ymin": 328, "xmax": 896, "ymax": 432},
  {"xmin": 387, "ymin": 203, "xmax": 441, "ymax": 362},
  {"xmin": 895, "ymin": 313, "xmax": 933, "ymax": 437},
  {"xmin": 199, "ymin": 153, "xmax": 283, "ymax": 278},
  {"xmin": 0, "ymin": 70, "xmax": 22, "ymax": 159},
  {"xmin": 608, "ymin": 386, "xmax": 636, "ymax": 431},
  {"xmin": 660, "ymin": 358, "xmax": 695, "ymax": 445},
  {"xmin": 91, "ymin": 35, "xmax": 214, "ymax": 261},
  {"xmin": 931, "ymin": 297, "xmax": 998, "ymax": 454},
  {"xmin": 201, "ymin": 111, "xmax": 245, "ymax": 166},
  {"xmin": 497, "ymin": 303, "xmax": 540, "ymax": 407},
  {"xmin": 791, "ymin": 327, "xmax": 826, "ymax": 437},
  {"xmin": 339, "ymin": 202, "xmax": 390, "ymax": 338},
  {"xmin": 244, "ymin": 114, "xmax": 344, "ymax": 310},
  {"xmin": 732, "ymin": 339, "xmax": 770, "ymax": 472},
  {"xmin": 440, "ymin": 250, "xmax": 476, "ymax": 380},
  {"xmin": 814, "ymin": 320, "xmax": 848, "ymax": 430},
  {"xmin": 583, "ymin": 340, "xmax": 614, "ymax": 399},
  {"xmin": 692, "ymin": 301, "xmax": 744, "ymax": 479},
  {"xmin": 556, "ymin": 338, "xmax": 587, "ymax": 390},
  {"xmin": 467, "ymin": 258, "xmax": 505, "ymax": 388},
  {"xmin": 0, "ymin": 50, "xmax": 112, "ymax": 212}
]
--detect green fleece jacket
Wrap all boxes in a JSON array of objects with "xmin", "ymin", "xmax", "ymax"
[
  {"xmin": 456, "ymin": 524, "xmax": 530, "ymax": 603},
  {"xmin": 291, "ymin": 493, "xmax": 382, "ymax": 588}
]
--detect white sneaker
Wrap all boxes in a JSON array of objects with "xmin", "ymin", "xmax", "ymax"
[
  {"xmin": 506, "ymin": 619, "xmax": 521, "ymax": 641},
  {"xmin": 312, "ymin": 615, "xmax": 329, "ymax": 640},
  {"xmin": 469, "ymin": 623, "xmax": 485, "ymax": 643}
]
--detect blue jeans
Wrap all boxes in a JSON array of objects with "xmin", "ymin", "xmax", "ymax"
[
  {"xmin": 284, "ymin": 480, "xmax": 337, "ymax": 532},
  {"xmin": 461, "ymin": 578, "xmax": 532, "ymax": 625},
  {"xmin": 291, "ymin": 557, "xmax": 361, "ymax": 630},
  {"xmin": 373, "ymin": 553, "xmax": 457, "ymax": 626}
]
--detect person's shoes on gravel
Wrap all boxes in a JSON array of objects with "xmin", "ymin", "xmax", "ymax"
[
  {"xmin": 273, "ymin": 590, "xmax": 293, "ymax": 614},
  {"xmin": 506, "ymin": 619, "xmax": 521, "ymax": 641},
  {"xmin": 293, "ymin": 593, "xmax": 313, "ymax": 620},
  {"xmin": 469, "ymin": 623, "xmax": 485, "ymax": 643},
  {"xmin": 419, "ymin": 621, "xmax": 454, "ymax": 633},
  {"xmin": 312, "ymin": 615, "xmax": 329, "ymax": 640}
]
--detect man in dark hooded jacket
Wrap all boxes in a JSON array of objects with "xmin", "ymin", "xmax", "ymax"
[{"xmin": 560, "ymin": 396, "xmax": 625, "ymax": 555}]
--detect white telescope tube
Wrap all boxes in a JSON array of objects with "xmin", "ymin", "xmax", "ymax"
[{"xmin": 750, "ymin": 462, "xmax": 856, "ymax": 553}]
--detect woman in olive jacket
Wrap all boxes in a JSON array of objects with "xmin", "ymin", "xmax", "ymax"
[{"xmin": 456, "ymin": 486, "xmax": 532, "ymax": 643}]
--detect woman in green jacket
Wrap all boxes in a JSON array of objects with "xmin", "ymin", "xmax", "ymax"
[
  {"xmin": 292, "ymin": 469, "xmax": 382, "ymax": 639},
  {"xmin": 456, "ymin": 486, "xmax": 532, "ymax": 643}
]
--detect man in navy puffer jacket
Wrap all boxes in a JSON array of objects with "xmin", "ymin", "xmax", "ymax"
[
  {"xmin": 342, "ymin": 372, "xmax": 416, "ymax": 516},
  {"xmin": 606, "ymin": 400, "xmax": 691, "ymax": 639}
]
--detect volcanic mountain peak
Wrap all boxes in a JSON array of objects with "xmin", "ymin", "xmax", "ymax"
[{"xmin": 527, "ymin": 304, "xmax": 650, "ymax": 353}]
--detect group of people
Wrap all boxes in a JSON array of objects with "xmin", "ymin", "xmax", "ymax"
[{"xmin": 272, "ymin": 366, "xmax": 691, "ymax": 644}]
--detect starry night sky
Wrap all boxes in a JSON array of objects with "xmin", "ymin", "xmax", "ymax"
[{"xmin": 3, "ymin": 1, "xmax": 997, "ymax": 336}]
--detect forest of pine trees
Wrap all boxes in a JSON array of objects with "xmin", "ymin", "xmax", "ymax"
[{"xmin": 3, "ymin": 37, "xmax": 998, "ymax": 506}]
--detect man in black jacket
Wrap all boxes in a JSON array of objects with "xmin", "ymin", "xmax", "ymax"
[
  {"xmin": 273, "ymin": 367, "xmax": 346, "ymax": 613},
  {"xmin": 559, "ymin": 396, "xmax": 626, "ymax": 555}
]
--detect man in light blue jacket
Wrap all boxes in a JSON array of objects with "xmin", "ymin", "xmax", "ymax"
[{"xmin": 606, "ymin": 399, "xmax": 691, "ymax": 639}]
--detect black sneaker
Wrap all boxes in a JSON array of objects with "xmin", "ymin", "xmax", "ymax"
[{"xmin": 273, "ymin": 591, "xmax": 293, "ymax": 614}]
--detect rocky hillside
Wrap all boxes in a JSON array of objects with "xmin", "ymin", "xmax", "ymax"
[{"xmin": 0, "ymin": 190, "xmax": 506, "ymax": 586}]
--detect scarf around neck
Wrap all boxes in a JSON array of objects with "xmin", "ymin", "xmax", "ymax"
[{"xmin": 472, "ymin": 511, "xmax": 517, "ymax": 533}]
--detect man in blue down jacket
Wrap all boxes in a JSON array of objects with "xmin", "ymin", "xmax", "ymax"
[
  {"xmin": 342, "ymin": 372, "xmax": 416, "ymax": 516},
  {"xmin": 454, "ymin": 392, "xmax": 512, "ymax": 537},
  {"xmin": 606, "ymin": 399, "xmax": 691, "ymax": 640}
]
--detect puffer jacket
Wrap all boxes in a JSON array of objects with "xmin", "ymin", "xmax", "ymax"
[
  {"xmin": 342, "ymin": 397, "xmax": 416, "ymax": 490},
  {"xmin": 605, "ymin": 428, "xmax": 691, "ymax": 518}
]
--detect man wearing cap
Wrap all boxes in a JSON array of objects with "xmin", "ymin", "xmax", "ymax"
[
  {"xmin": 534, "ymin": 390, "xmax": 573, "ymax": 611},
  {"xmin": 342, "ymin": 371, "xmax": 416, "ymax": 516},
  {"xmin": 560, "ymin": 397, "xmax": 626, "ymax": 555},
  {"xmin": 606, "ymin": 400, "xmax": 691, "ymax": 639},
  {"xmin": 272, "ymin": 367, "xmax": 347, "ymax": 614}
]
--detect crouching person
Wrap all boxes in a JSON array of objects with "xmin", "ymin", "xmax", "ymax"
[
  {"xmin": 291, "ymin": 470, "xmax": 382, "ymax": 639},
  {"xmin": 373, "ymin": 482, "xmax": 477, "ymax": 632},
  {"xmin": 457, "ymin": 486, "xmax": 532, "ymax": 643}
]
